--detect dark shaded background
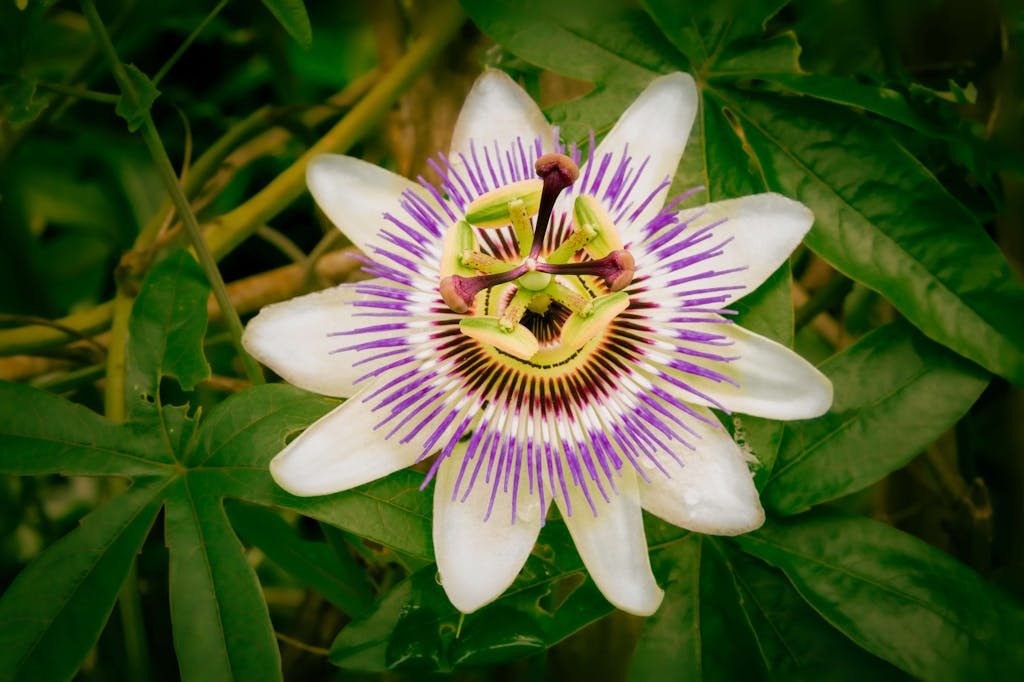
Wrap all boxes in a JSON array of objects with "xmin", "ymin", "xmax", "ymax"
[{"xmin": 1, "ymin": 0, "xmax": 1022, "ymax": 679}]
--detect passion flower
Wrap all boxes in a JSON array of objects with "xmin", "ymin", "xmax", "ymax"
[{"xmin": 243, "ymin": 69, "xmax": 832, "ymax": 616}]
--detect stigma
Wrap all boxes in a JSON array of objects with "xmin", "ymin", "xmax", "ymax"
[{"xmin": 437, "ymin": 153, "xmax": 635, "ymax": 362}]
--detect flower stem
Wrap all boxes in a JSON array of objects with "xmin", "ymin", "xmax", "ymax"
[
  {"xmin": 153, "ymin": 0, "xmax": 230, "ymax": 85},
  {"xmin": 203, "ymin": 0, "xmax": 466, "ymax": 258},
  {"xmin": 140, "ymin": 119, "xmax": 266, "ymax": 384},
  {"xmin": 34, "ymin": 80, "xmax": 119, "ymax": 104},
  {"xmin": 83, "ymin": 0, "xmax": 263, "ymax": 385}
]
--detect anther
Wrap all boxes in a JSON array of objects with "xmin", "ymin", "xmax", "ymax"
[
  {"xmin": 459, "ymin": 250, "xmax": 508, "ymax": 274},
  {"xmin": 546, "ymin": 223, "xmax": 597, "ymax": 264},
  {"xmin": 530, "ymin": 153, "xmax": 580, "ymax": 259}
]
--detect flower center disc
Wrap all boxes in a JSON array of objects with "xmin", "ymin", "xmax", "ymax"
[{"xmin": 439, "ymin": 153, "xmax": 636, "ymax": 368}]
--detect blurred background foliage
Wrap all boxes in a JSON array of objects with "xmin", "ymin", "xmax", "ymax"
[{"xmin": 0, "ymin": 0, "xmax": 1022, "ymax": 680}]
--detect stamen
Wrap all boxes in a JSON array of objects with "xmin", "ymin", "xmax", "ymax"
[
  {"xmin": 508, "ymin": 198, "xmax": 533, "ymax": 256},
  {"xmin": 459, "ymin": 316, "xmax": 540, "ymax": 360},
  {"xmin": 537, "ymin": 250, "xmax": 636, "ymax": 291},
  {"xmin": 545, "ymin": 281, "xmax": 593, "ymax": 317},
  {"xmin": 573, "ymin": 195, "xmax": 624, "ymax": 258},
  {"xmin": 560, "ymin": 292, "xmax": 631, "ymax": 352},
  {"xmin": 546, "ymin": 223, "xmax": 597, "ymax": 264},
  {"xmin": 460, "ymin": 250, "xmax": 508, "ymax": 274},
  {"xmin": 530, "ymin": 153, "xmax": 580, "ymax": 259},
  {"xmin": 440, "ymin": 220, "xmax": 476, "ymax": 279},
  {"xmin": 464, "ymin": 179, "xmax": 542, "ymax": 228},
  {"xmin": 440, "ymin": 263, "xmax": 528, "ymax": 313},
  {"xmin": 499, "ymin": 288, "xmax": 533, "ymax": 331}
]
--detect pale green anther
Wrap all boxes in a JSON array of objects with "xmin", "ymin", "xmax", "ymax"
[
  {"xmin": 440, "ymin": 220, "xmax": 477, "ymax": 278},
  {"xmin": 559, "ymin": 291, "xmax": 630, "ymax": 351},
  {"xmin": 459, "ymin": 249, "xmax": 508, "ymax": 274},
  {"xmin": 460, "ymin": 316, "xmax": 540, "ymax": 361},
  {"xmin": 573, "ymin": 195, "xmax": 624, "ymax": 258},
  {"xmin": 545, "ymin": 281, "xmax": 594, "ymax": 317},
  {"xmin": 499, "ymin": 288, "xmax": 533, "ymax": 331},
  {"xmin": 465, "ymin": 179, "xmax": 542, "ymax": 228},
  {"xmin": 508, "ymin": 198, "xmax": 533, "ymax": 256},
  {"xmin": 517, "ymin": 270, "xmax": 552, "ymax": 292},
  {"xmin": 546, "ymin": 223, "xmax": 597, "ymax": 264}
]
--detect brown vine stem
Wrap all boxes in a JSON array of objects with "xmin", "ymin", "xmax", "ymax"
[
  {"xmin": 0, "ymin": 2, "xmax": 464, "ymax": 357},
  {"xmin": 81, "ymin": 0, "xmax": 265, "ymax": 386}
]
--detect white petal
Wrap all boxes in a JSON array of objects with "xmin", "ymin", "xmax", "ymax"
[
  {"xmin": 670, "ymin": 193, "xmax": 813, "ymax": 304},
  {"xmin": 242, "ymin": 281, "xmax": 390, "ymax": 398},
  {"xmin": 583, "ymin": 72, "xmax": 698, "ymax": 229},
  {"xmin": 270, "ymin": 381, "xmax": 425, "ymax": 496},
  {"xmin": 434, "ymin": 443, "xmax": 548, "ymax": 613},
  {"xmin": 450, "ymin": 69, "xmax": 553, "ymax": 159},
  {"xmin": 639, "ymin": 406, "xmax": 764, "ymax": 535},
  {"xmin": 669, "ymin": 323, "xmax": 833, "ymax": 420},
  {"xmin": 556, "ymin": 468, "xmax": 663, "ymax": 616},
  {"xmin": 306, "ymin": 154, "xmax": 420, "ymax": 255}
]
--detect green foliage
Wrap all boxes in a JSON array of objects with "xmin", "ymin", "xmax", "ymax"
[
  {"xmin": 737, "ymin": 514, "xmax": 1024, "ymax": 680},
  {"xmin": 0, "ymin": 253, "xmax": 340, "ymax": 681},
  {"xmin": 1, "ymin": 0, "xmax": 1022, "ymax": 680},
  {"xmin": 468, "ymin": 0, "xmax": 1024, "ymax": 385},
  {"xmin": 764, "ymin": 321, "xmax": 990, "ymax": 514},
  {"xmin": 260, "ymin": 0, "xmax": 313, "ymax": 48},
  {"xmin": 114, "ymin": 65, "xmax": 159, "ymax": 132}
]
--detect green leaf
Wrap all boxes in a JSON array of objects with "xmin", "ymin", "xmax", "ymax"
[
  {"xmin": 630, "ymin": 536, "xmax": 765, "ymax": 681},
  {"xmin": 735, "ymin": 514, "xmax": 1024, "ymax": 681},
  {"xmin": 724, "ymin": 543, "xmax": 908, "ymax": 681},
  {"xmin": 473, "ymin": 0, "xmax": 676, "ymax": 81},
  {"xmin": 722, "ymin": 90, "xmax": 1024, "ymax": 384},
  {"xmin": 0, "ymin": 381, "xmax": 170, "ymax": 475},
  {"xmin": 226, "ymin": 501, "xmax": 373, "ymax": 616},
  {"xmin": 0, "ymin": 479, "xmax": 164, "ymax": 682},
  {"xmin": 331, "ymin": 519, "xmax": 619, "ymax": 672},
  {"xmin": 330, "ymin": 567, "xmax": 444, "ymax": 672},
  {"xmin": 115, "ymin": 64, "xmax": 159, "ymax": 133},
  {"xmin": 683, "ymin": 89, "xmax": 791, "ymax": 482},
  {"xmin": 644, "ymin": 0, "xmax": 798, "ymax": 75},
  {"xmin": 164, "ymin": 476, "xmax": 281, "ymax": 682},
  {"xmin": 0, "ymin": 74, "xmax": 45, "ymax": 123},
  {"xmin": 190, "ymin": 383, "xmax": 430, "ymax": 556},
  {"xmin": 748, "ymin": 73, "xmax": 946, "ymax": 134},
  {"xmin": 629, "ymin": 535, "xmax": 703, "ymax": 679},
  {"xmin": 259, "ymin": 0, "xmax": 313, "ymax": 48},
  {"xmin": 126, "ymin": 250, "xmax": 211, "ymax": 403},
  {"xmin": 186, "ymin": 382, "xmax": 334, "ymax": 468},
  {"xmin": 764, "ymin": 321, "xmax": 989, "ymax": 514}
]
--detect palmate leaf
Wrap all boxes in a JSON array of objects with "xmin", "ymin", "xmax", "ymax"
[
  {"xmin": 0, "ymin": 479, "xmax": 165, "ymax": 681},
  {"xmin": 226, "ymin": 502, "xmax": 374, "ymax": 617},
  {"xmin": 164, "ymin": 476, "xmax": 280, "ymax": 682},
  {"xmin": 0, "ymin": 251, "xmax": 432, "ymax": 681}
]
